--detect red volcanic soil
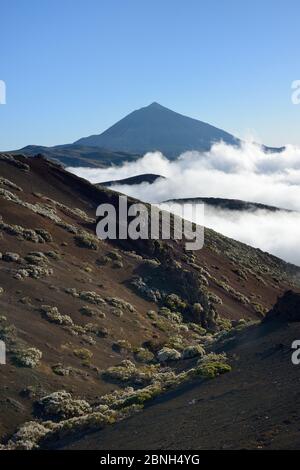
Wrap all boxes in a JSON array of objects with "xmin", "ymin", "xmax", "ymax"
[{"xmin": 0, "ymin": 153, "xmax": 299, "ymax": 449}]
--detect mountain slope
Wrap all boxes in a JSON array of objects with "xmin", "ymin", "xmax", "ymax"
[
  {"xmin": 0, "ymin": 153, "xmax": 299, "ymax": 449},
  {"xmin": 62, "ymin": 313, "xmax": 300, "ymax": 450},
  {"xmin": 75, "ymin": 102, "xmax": 239, "ymax": 158}
]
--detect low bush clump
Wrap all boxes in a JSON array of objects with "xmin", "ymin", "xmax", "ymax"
[
  {"xmin": 80, "ymin": 306, "xmax": 98, "ymax": 317},
  {"xmin": 85, "ymin": 323, "xmax": 109, "ymax": 338},
  {"xmin": 73, "ymin": 348, "xmax": 93, "ymax": 361},
  {"xmin": 157, "ymin": 347, "xmax": 181, "ymax": 363},
  {"xmin": 182, "ymin": 344, "xmax": 205, "ymax": 359},
  {"xmin": 4, "ymin": 421, "xmax": 54, "ymax": 450},
  {"xmin": 164, "ymin": 293, "xmax": 187, "ymax": 312},
  {"xmin": 134, "ymin": 347, "xmax": 155, "ymax": 363},
  {"xmin": 113, "ymin": 339, "xmax": 132, "ymax": 353},
  {"xmin": 13, "ymin": 347, "xmax": 42, "ymax": 368},
  {"xmin": 0, "ymin": 176, "xmax": 23, "ymax": 192},
  {"xmin": 36, "ymin": 391, "xmax": 91, "ymax": 420},
  {"xmin": 40, "ymin": 305, "xmax": 73, "ymax": 326},
  {"xmin": 45, "ymin": 250, "xmax": 61, "ymax": 260},
  {"xmin": 165, "ymin": 335, "xmax": 185, "ymax": 351},
  {"xmin": 106, "ymin": 251, "xmax": 122, "ymax": 261},
  {"xmin": 79, "ymin": 305, "xmax": 106, "ymax": 318},
  {"xmin": 158, "ymin": 307, "xmax": 182, "ymax": 324},
  {"xmin": 187, "ymin": 323, "xmax": 207, "ymax": 336},
  {"xmin": 110, "ymin": 307, "xmax": 123, "ymax": 318},
  {"xmin": 14, "ymin": 265, "xmax": 53, "ymax": 280},
  {"xmin": 79, "ymin": 291, "xmax": 105, "ymax": 305},
  {"xmin": 102, "ymin": 360, "xmax": 158, "ymax": 386},
  {"xmin": 130, "ymin": 276, "xmax": 162, "ymax": 303},
  {"xmin": 24, "ymin": 252, "xmax": 49, "ymax": 266},
  {"xmin": 35, "ymin": 229, "xmax": 53, "ymax": 242},
  {"xmin": 64, "ymin": 287, "xmax": 79, "ymax": 297},
  {"xmin": 195, "ymin": 361, "xmax": 231, "ymax": 378},
  {"xmin": 106, "ymin": 297, "xmax": 135, "ymax": 312},
  {"xmin": 216, "ymin": 317, "xmax": 232, "ymax": 331},
  {"xmin": 52, "ymin": 364, "xmax": 74, "ymax": 376},
  {"xmin": 0, "ymin": 217, "xmax": 52, "ymax": 244},
  {"xmin": 74, "ymin": 232, "xmax": 98, "ymax": 250},
  {"xmin": 194, "ymin": 353, "xmax": 231, "ymax": 378}
]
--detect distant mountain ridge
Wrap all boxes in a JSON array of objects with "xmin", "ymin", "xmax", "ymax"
[
  {"xmin": 8, "ymin": 102, "xmax": 284, "ymax": 166},
  {"xmin": 10, "ymin": 144, "xmax": 140, "ymax": 168},
  {"xmin": 165, "ymin": 196, "xmax": 293, "ymax": 213},
  {"xmin": 96, "ymin": 173, "xmax": 165, "ymax": 187},
  {"xmin": 94, "ymin": 173, "xmax": 292, "ymax": 212},
  {"xmin": 75, "ymin": 102, "xmax": 239, "ymax": 158}
]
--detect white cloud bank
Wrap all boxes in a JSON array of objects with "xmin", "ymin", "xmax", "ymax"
[
  {"xmin": 68, "ymin": 141, "xmax": 300, "ymax": 265},
  {"xmin": 160, "ymin": 204, "xmax": 300, "ymax": 266}
]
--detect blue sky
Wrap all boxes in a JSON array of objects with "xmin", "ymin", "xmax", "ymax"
[{"xmin": 0, "ymin": 0, "xmax": 300, "ymax": 150}]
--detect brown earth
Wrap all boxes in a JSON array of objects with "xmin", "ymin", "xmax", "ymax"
[{"xmin": 0, "ymin": 153, "xmax": 299, "ymax": 448}]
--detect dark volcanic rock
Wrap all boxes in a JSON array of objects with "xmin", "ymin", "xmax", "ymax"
[{"xmin": 264, "ymin": 290, "xmax": 300, "ymax": 322}]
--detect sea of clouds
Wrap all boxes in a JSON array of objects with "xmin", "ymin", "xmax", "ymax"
[{"xmin": 68, "ymin": 141, "xmax": 300, "ymax": 265}]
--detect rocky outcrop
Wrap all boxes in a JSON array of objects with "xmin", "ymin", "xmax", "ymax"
[{"xmin": 264, "ymin": 290, "xmax": 300, "ymax": 322}]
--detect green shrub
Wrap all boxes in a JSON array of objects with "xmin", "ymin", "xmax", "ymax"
[
  {"xmin": 40, "ymin": 305, "xmax": 73, "ymax": 326},
  {"xmin": 164, "ymin": 294, "xmax": 187, "ymax": 312},
  {"xmin": 79, "ymin": 291, "xmax": 105, "ymax": 305},
  {"xmin": 73, "ymin": 348, "xmax": 93, "ymax": 361},
  {"xmin": 182, "ymin": 344, "xmax": 205, "ymax": 359},
  {"xmin": 195, "ymin": 352, "xmax": 231, "ymax": 378},
  {"xmin": 195, "ymin": 361, "xmax": 231, "ymax": 378},
  {"xmin": 158, "ymin": 307, "xmax": 182, "ymax": 324},
  {"xmin": 113, "ymin": 339, "xmax": 132, "ymax": 353},
  {"xmin": 102, "ymin": 360, "xmax": 158, "ymax": 386},
  {"xmin": 157, "ymin": 347, "xmax": 181, "ymax": 362},
  {"xmin": 106, "ymin": 251, "xmax": 122, "ymax": 261},
  {"xmin": 52, "ymin": 364, "xmax": 73, "ymax": 376},
  {"xmin": 188, "ymin": 323, "xmax": 207, "ymax": 336},
  {"xmin": 216, "ymin": 317, "xmax": 232, "ymax": 331},
  {"xmin": 74, "ymin": 233, "xmax": 98, "ymax": 250},
  {"xmin": 85, "ymin": 324, "xmax": 109, "ymax": 338},
  {"xmin": 134, "ymin": 347, "xmax": 155, "ymax": 363},
  {"xmin": 36, "ymin": 391, "xmax": 91, "ymax": 420},
  {"xmin": 13, "ymin": 347, "xmax": 42, "ymax": 368}
]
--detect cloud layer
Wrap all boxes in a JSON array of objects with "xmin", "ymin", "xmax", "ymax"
[{"xmin": 68, "ymin": 141, "xmax": 300, "ymax": 265}]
